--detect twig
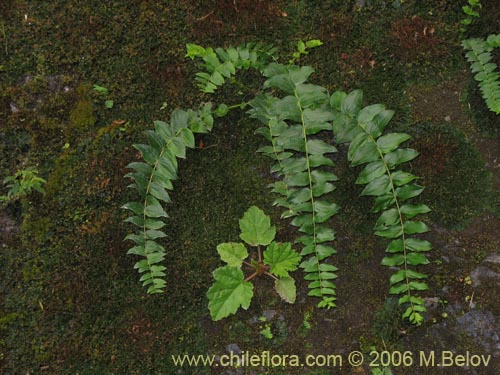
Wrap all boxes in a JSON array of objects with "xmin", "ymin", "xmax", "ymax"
[{"xmin": 196, "ymin": 10, "xmax": 214, "ymax": 21}]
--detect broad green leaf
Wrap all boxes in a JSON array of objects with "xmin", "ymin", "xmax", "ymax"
[
  {"xmin": 403, "ymin": 221, "xmax": 430, "ymax": 234},
  {"xmin": 389, "ymin": 283, "xmax": 408, "ymax": 294},
  {"xmin": 149, "ymin": 182, "xmax": 171, "ymax": 203},
  {"xmin": 308, "ymin": 154, "xmax": 335, "ymax": 167},
  {"xmin": 330, "ymin": 91, "xmax": 347, "ymax": 111},
  {"xmin": 122, "ymin": 201, "xmax": 144, "ymax": 215},
  {"xmin": 355, "ymin": 161, "xmax": 385, "ymax": 184},
  {"xmin": 406, "ymin": 252, "xmax": 430, "ymax": 265},
  {"xmin": 239, "ymin": 206, "xmax": 276, "ymax": 246},
  {"xmin": 311, "ymin": 170, "xmax": 338, "ymax": 184},
  {"xmin": 341, "ymin": 90, "xmax": 363, "ymax": 117},
  {"xmin": 374, "ymin": 208, "xmax": 399, "ymax": 230},
  {"xmin": 391, "ymin": 171, "xmax": 417, "ymax": 186},
  {"xmin": 406, "ymin": 238, "xmax": 432, "ymax": 252},
  {"xmin": 144, "ymin": 203, "xmax": 168, "ymax": 218},
  {"xmin": 217, "ymin": 243, "xmax": 248, "ymax": 267},
  {"xmin": 390, "ymin": 269, "xmax": 428, "ymax": 285},
  {"xmin": 169, "ymin": 137, "xmax": 186, "ymax": 158},
  {"xmin": 400, "ymin": 204, "xmax": 431, "ymax": 218},
  {"xmin": 384, "ymin": 148, "xmax": 419, "ymax": 168},
  {"xmin": 314, "ymin": 201, "xmax": 339, "ymax": 223},
  {"xmin": 306, "ymin": 139, "xmax": 337, "ymax": 155},
  {"xmin": 385, "ymin": 239, "xmax": 404, "ymax": 253},
  {"xmin": 275, "ymin": 276, "xmax": 296, "ymax": 303},
  {"xmin": 408, "ymin": 281, "xmax": 429, "ymax": 291},
  {"xmin": 264, "ymin": 242, "xmax": 300, "ymax": 277},
  {"xmin": 170, "ymin": 109, "xmax": 189, "ymax": 131},
  {"xmin": 207, "ymin": 266, "xmax": 254, "ymax": 321},
  {"xmin": 373, "ymin": 109, "xmax": 395, "ymax": 134},
  {"xmin": 145, "ymin": 229, "xmax": 167, "ymax": 240},
  {"xmin": 375, "ymin": 225, "xmax": 403, "ymax": 239},
  {"xmin": 376, "ymin": 133, "xmax": 411, "ymax": 153},
  {"xmin": 315, "ymin": 225, "xmax": 336, "ymax": 243},
  {"xmin": 371, "ymin": 193, "xmax": 395, "ymax": 213},
  {"xmin": 396, "ymin": 184, "xmax": 424, "ymax": 201},
  {"xmin": 179, "ymin": 128, "xmax": 195, "ymax": 149},
  {"xmin": 296, "ymin": 83, "xmax": 328, "ymax": 108},
  {"xmin": 134, "ymin": 144, "xmax": 159, "ymax": 165},
  {"xmin": 312, "ymin": 182, "xmax": 336, "ymax": 197},
  {"xmin": 357, "ymin": 104, "xmax": 385, "ymax": 127},
  {"xmin": 381, "ymin": 254, "xmax": 405, "ymax": 266},
  {"xmin": 348, "ymin": 133, "xmax": 379, "ymax": 166},
  {"xmin": 361, "ymin": 175, "xmax": 391, "ymax": 196}
]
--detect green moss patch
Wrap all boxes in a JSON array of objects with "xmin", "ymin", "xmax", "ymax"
[{"xmin": 410, "ymin": 122, "xmax": 492, "ymax": 228}]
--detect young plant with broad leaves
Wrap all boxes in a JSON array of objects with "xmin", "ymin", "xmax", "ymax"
[
  {"xmin": 207, "ymin": 206, "xmax": 300, "ymax": 320},
  {"xmin": 330, "ymin": 90, "xmax": 432, "ymax": 325}
]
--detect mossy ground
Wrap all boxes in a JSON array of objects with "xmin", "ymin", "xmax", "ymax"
[{"xmin": 1, "ymin": 1, "xmax": 500, "ymax": 374}]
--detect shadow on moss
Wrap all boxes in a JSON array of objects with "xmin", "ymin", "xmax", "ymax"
[{"xmin": 409, "ymin": 122, "xmax": 492, "ymax": 228}]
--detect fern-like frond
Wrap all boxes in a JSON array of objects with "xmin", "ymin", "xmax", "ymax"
[
  {"xmin": 124, "ymin": 104, "xmax": 214, "ymax": 293},
  {"xmin": 463, "ymin": 34, "xmax": 500, "ymax": 115},
  {"xmin": 186, "ymin": 42, "xmax": 277, "ymax": 93},
  {"xmin": 330, "ymin": 90, "xmax": 432, "ymax": 325},
  {"xmin": 249, "ymin": 63, "xmax": 339, "ymax": 308}
]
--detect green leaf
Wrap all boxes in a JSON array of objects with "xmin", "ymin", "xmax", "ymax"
[
  {"xmin": 239, "ymin": 206, "xmax": 276, "ymax": 246},
  {"xmin": 275, "ymin": 276, "xmax": 296, "ymax": 303},
  {"xmin": 391, "ymin": 171, "xmax": 417, "ymax": 186},
  {"xmin": 341, "ymin": 90, "xmax": 363, "ymax": 117},
  {"xmin": 306, "ymin": 139, "xmax": 337, "ymax": 155},
  {"xmin": 384, "ymin": 148, "xmax": 419, "ymax": 168},
  {"xmin": 207, "ymin": 266, "xmax": 254, "ymax": 321},
  {"xmin": 385, "ymin": 239, "xmax": 403, "ymax": 253},
  {"xmin": 122, "ymin": 201, "xmax": 144, "ymax": 215},
  {"xmin": 374, "ymin": 208, "xmax": 399, "ymax": 230},
  {"xmin": 104, "ymin": 99, "xmax": 114, "ymax": 109},
  {"xmin": 406, "ymin": 252, "xmax": 430, "ymax": 266},
  {"xmin": 330, "ymin": 91, "xmax": 347, "ymax": 111},
  {"xmin": 168, "ymin": 137, "xmax": 186, "ymax": 158},
  {"xmin": 355, "ymin": 161, "xmax": 385, "ymax": 184},
  {"xmin": 361, "ymin": 175, "xmax": 391, "ymax": 196},
  {"xmin": 376, "ymin": 133, "xmax": 411, "ymax": 153},
  {"xmin": 400, "ymin": 204, "xmax": 431, "ymax": 218},
  {"xmin": 357, "ymin": 104, "xmax": 385, "ymax": 127},
  {"xmin": 314, "ymin": 201, "xmax": 339, "ymax": 223},
  {"xmin": 134, "ymin": 144, "xmax": 159, "ymax": 165},
  {"xmin": 217, "ymin": 243, "xmax": 248, "ymax": 267},
  {"xmin": 408, "ymin": 281, "xmax": 429, "ymax": 291},
  {"xmin": 381, "ymin": 254, "xmax": 405, "ymax": 266},
  {"xmin": 215, "ymin": 103, "xmax": 229, "ymax": 117},
  {"xmin": 403, "ymin": 221, "xmax": 430, "ymax": 234},
  {"xmin": 93, "ymin": 84, "xmax": 109, "ymax": 94},
  {"xmin": 406, "ymin": 238, "xmax": 432, "ymax": 252},
  {"xmin": 305, "ymin": 39, "xmax": 323, "ymax": 48},
  {"xmin": 348, "ymin": 133, "xmax": 379, "ymax": 166},
  {"xmin": 264, "ymin": 242, "xmax": 300, "ymax": 277},
  {"xmin": 396, "ymin": 184, "xmax": 424, "ymax": 201}
]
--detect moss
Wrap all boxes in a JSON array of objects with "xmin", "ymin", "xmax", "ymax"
[
  {"xmin": 409, "ymin": 122, "xmax": 492, "ymax": 228},
  {"xmin": 371, "ymin": 298, "xmax": 405, "ymax": 344},
  {"xmin": 67, "ymin": 84, "xmax": 96, "ymax": 137}
]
